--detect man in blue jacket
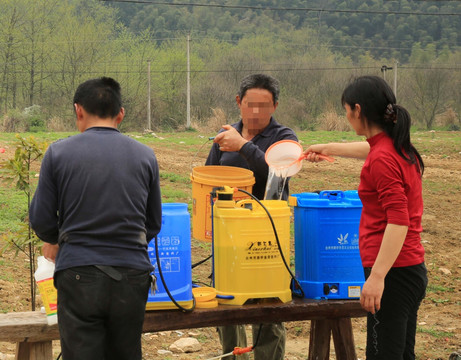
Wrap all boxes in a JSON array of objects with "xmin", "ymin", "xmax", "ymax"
[
  {"xmin": 206, "ymin": 73, "xmax": 297, "ymax": 360},
  {"xmin": 30, "ymin": 77, "xmax": 162, "ymax": 360}
]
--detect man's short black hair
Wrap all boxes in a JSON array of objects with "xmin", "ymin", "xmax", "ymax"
[
  {"xmin": 238, "ymin": 74, "xmax": 280, "ymax": 105},
  {"xmin": 73, "ymin": 77, "xmax": 122, "ymax": 118}
]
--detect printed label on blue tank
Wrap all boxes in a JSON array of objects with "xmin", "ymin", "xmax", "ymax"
[
  {"xmin": 160, "ymin": 236, "xmax": 180, "ymax": 246},
  {"xmin": 148, "ymin": 235, "xmax": 182, "ymax": 273},
  {"xmin": 348, "ymin": 286, "xmax": 361, "ymax": 298},
  {"xmin": 324, "ymin": 232, "xmax": 359, "ymax": 251},
  {"xmin": 159, "ymin": 258, "xmax": 180, "ymax": 272}
]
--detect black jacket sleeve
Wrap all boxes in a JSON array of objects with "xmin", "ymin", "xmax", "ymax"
[
  {"xmin": 29, "ymin": 148, "xmax": 59, "ymax": 244},
  {"xmin": 145, "ymin": 155, "xmax": 162, "ymax": 242}
]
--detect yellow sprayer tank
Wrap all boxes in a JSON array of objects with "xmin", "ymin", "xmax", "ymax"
[{"xmin": 213, "ymin": 196, "xmax": 292, "ymax": 305}]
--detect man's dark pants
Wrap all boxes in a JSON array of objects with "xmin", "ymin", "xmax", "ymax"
[{"xmin": 55, "ymin": 266, "xmax": 151, "ymax": 360}]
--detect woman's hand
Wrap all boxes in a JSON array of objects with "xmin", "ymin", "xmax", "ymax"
[
  {"xmin": 304, "ymin": 142, "xmax": 370, "ymax": 160},
  {"xmin": 304, "ymin": 144, "xmax": 331, "ymax": 162},
  {"xmin": 360, "ymin": 272, "xmax": 385, "ymax": 314},
  {"xmin": 361, "ymin": 224, "xmax": 408, "ymax": 313}
]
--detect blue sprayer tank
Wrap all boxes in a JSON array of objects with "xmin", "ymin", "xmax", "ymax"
[
  {"xmin": 290, "ymin": 190, "xmax": 365, "ymax": 299},
  {"xmin": 146, "ymin": 203, "xmax": 193, "ymax": 310}
]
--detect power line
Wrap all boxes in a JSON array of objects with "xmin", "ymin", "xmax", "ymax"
[
  {"xmin": 1, "ymin": 34, "xmax": 457, "ymax": 52},
  {"xmin": 3, "ymin": 60, "xmax": 461, "ymax": 67},
  {"xmin": 0, "ymin": 66, "xmax": 376, "ymax": 76},
  {"xmin": 2, "ymin": 65, "xmax": 461, "ymax": 75},
  {"xmin": 100, "ymin": 0, "xmax": 461, "ymax": 16},
  {"xmin": 0, "ymin": 40, "xmax": 421, "ymax": 52},
  {"xmin": 190, "ymin": 36, "xmax": 424, "ymax": 50},
  {"xmin": 400, "ymin": 65, "xmax": 461, "ymax": 70},
  {"xmin": 0, "ymin": 38, "xmax": 182, "ymax": 45}
]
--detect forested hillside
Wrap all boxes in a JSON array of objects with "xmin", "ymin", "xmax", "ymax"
[
  {"xmin": 1, "ymin": 0, "xmax": 460, "ymax": 131},
  {"xmin": 110, "ymin": 0, "xmax": 461, "ymax": 61}
]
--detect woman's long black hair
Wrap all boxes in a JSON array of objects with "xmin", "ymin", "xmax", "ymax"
[{"xmin": 341, "ymin": 75, "xmax": 424, "ymax": 175}]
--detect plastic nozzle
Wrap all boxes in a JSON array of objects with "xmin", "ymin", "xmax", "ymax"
[{"xmin": 233, "ymin": 346, "xmax": 253, "ymax": 355}]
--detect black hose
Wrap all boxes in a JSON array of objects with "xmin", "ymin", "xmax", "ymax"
[
  {"xmin": 210, "ymin": 187, "xmax": 305, "ymax": 353},
  {"xmin": 191, "ymin": 254, "xmax": 212, "ymax": 269},
  {"xmin": 236, "ymin": 189, "xmax": 305, "ymax": 298},
  {"xmin": 252, "ymin": 323, "xmax": 263, "ymax": 349},
  {"xmin": 154, "ymin": 235, "xmax": 196, "ymax": 312}
]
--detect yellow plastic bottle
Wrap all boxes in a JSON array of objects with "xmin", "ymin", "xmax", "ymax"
[{"xmin": 34, "ymin": 256, "xmax": 58, "ymax": 325}]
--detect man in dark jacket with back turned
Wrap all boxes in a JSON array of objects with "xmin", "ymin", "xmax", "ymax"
[{"xmin": 30, "ymin": 77, "xmax": 162, "ymax": 360}]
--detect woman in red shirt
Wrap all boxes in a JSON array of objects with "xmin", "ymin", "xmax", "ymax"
[{"xmin": 305, "ymin": 75, "xmax": 427, "ymax": 360}]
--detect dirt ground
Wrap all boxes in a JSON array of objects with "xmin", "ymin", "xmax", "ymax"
[{"xmin": 0, "ymin": 133, "xmax": 460, "ymax": 360}]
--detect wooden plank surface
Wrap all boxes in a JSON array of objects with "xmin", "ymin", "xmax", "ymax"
[
  {"xmin": 0, "ymin": 298, "xmax": 366, "ymax": 343},
  {"xmin": 142, "ymin": 298, "xmax": 366, "ymax": 332},
  {"xmin": 0, "ymin": 312, "xmax": 59, "ymax": 343}
]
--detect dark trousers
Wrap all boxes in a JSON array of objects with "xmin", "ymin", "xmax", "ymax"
[
  {"xmin": 364, "ymin": 263, "xmax": 428, "ymax": 360},
  {"xmin": 55, "ymin": 266, "xmax": 151, "ymax": 360}
]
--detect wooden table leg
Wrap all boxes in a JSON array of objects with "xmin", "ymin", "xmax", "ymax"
[
  {"xmin": 308, "ymin": 319, "xmax": 331, "ymax": 360},
  {"xmin": 16, "ymin": 341, "xmax": 53, "ymax": 360},
  {"xmin": 331, "ymin": 318, "xmax": 357, "ymax": 360}
]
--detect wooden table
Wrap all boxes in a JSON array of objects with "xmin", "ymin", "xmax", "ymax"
[{"xmin": 0, "ymin": 298, "xmax": 366, "ymax": 360}]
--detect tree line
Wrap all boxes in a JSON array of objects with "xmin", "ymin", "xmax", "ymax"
[
  {"xmin": 112, "ymin": 0, "xmax": 461, "ymax": 62},
  {"xmin": 1, "ymin": 0, "xmax": 460, "ymax": 132}
]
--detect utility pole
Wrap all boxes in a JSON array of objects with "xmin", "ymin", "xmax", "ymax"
[
  {"xmin": 186, "ymin": 33, "xmax": 191, "ymax": 129},
  {"xmin": 393, "ymin": 61, "xmax": 398, "ymax": 100},
  {"xmin": 147, "ymin": 60, "xmax": 151, "ymax": 131}
]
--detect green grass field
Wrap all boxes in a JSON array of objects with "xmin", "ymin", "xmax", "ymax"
[{"xmin": 1, "ymin": 130, "xmax": 459, "ymax": 235}]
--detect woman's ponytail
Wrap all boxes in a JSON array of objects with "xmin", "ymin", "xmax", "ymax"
[{"xmin": 391, "ymin": 104, "xmax": 424, "ymax": 176}]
